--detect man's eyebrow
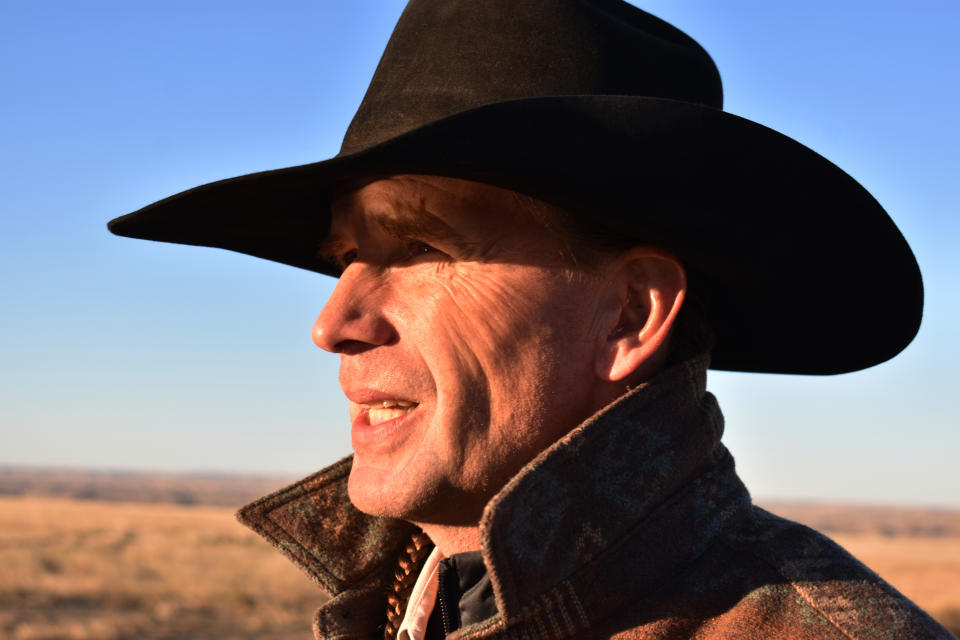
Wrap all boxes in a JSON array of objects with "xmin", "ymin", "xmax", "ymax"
[
  {"xmin": 377, "ymin": 209, "xmax": 456, "ymax": 243},
  {"xmin": 317, "ymin": 206, "xmax": 479, "ymax": 262}
]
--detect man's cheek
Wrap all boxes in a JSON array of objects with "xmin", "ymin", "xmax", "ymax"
[{"xmin": 436, "ymin": 270, "xmax": 546, "ymax": 337}]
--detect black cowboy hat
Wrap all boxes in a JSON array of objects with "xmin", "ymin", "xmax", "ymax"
[{"xmin": 108, "ymin": 0, "xmax": 922, "ymax": 375}]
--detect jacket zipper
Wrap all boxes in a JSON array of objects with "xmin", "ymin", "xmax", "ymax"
[{"xmin": 437, "ymin": 563, "xmax": 456, "ymax": 637}]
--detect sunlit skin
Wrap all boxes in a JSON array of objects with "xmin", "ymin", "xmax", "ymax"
[{"xmin": 312, "ymin": 175, "xmax": 686, "ymax": 554}]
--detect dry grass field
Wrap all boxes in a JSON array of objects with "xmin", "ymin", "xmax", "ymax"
[
  {"xmin": 1, "ymin": 469, "xmax": 958, "ymax": 639},
  {"xmin": 0, "ymin": 496, "xmax": 321, "ymax": 639}
]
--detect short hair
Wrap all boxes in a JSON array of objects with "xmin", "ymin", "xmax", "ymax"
[{"xmin": 512, "ymin": 190, "xmax": 715, "ymax": 365}]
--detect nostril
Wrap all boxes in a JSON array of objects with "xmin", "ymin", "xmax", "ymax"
[
  {"xmin": 312, "ymin": 266, "xmax": 398, "ymax": 351},
  {"xmin": 335, "ymin": 339, "xmax": 380, "ymax": 356},
  {"xmin": 312, "ymin": 308, "xmax": 399, "ymax": 353}
]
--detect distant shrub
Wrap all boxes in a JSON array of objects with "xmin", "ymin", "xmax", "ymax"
[
  {"xmin": 171, "ymin": 490, "xmax": 198, "ymax": 505},
  {"xmin": 73, "ymin": 484, "xmax": 101, "ymax": 500}
]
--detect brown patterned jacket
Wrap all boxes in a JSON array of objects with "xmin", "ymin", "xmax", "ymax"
[{"xmin": 238, "ymin": 353, "xmax": 953, "ymax": 639}]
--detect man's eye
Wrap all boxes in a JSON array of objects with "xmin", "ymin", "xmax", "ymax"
[
  {"xmin": 414, "ymin": 242, "xmax": 438, "ymax": 256},
  {"xmin": 403, "ymin": 241, "xmax": 441, "ymax": 260}
]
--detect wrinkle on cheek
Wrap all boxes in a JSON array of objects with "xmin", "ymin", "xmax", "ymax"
[
  {"xmin": 437, "ymin": 267, "xmax": 563, "ymax": 426},
  {"xmin": 440, "ymin": 266, "xmax": 554, "ymax": 347},
  {"xmin": 427, "ymin": 311, "xmax": 492, "ymax": 445}
]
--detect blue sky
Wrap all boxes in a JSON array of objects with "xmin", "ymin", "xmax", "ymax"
[{"xmin": 1, "ymin": 1, "xmax": 958, "ymax": 506}]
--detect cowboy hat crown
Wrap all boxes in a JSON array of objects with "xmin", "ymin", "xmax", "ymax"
[{"xmin": 341, "ymin": 0, "xmax": 722, "ymax": 152}]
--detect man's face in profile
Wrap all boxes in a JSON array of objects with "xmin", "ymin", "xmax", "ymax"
[{"xmin": 313, "ymin": 175, "xmax": 610, "ymax": 525}]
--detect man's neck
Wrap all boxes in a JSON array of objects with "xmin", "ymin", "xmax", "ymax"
[{"xmin": 416, "ymin": 522, "xmax": 483, "ymax": 556}]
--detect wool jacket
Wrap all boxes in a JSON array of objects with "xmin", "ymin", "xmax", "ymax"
[{"xmin": 238, "ymin": 353, "xmax": 953, "ymax": 640}]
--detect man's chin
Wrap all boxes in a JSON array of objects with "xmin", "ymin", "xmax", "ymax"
[
  {"xmin": 347, "ymin": 464, "xmax": 490, "ymax": 529},
  {"xmin": 346, "ymin": 463, "xmax": 418, "ymax": 520},
  {"xmin": 346, "ymin": 463, "xmax": 463, "ymax": 525}
]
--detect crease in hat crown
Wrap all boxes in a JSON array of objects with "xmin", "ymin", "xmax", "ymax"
[{"xmin": 340, "ymin": 0, "xmax": 723, "ymax": 154}]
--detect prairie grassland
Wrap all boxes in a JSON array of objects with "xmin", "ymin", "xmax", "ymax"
[
  {"xmin": 0, "ymin": 466, "xmax": 294, "ymax": 507},
  {"xmin": 0, "ymin": 496, "xmax": 321, "ymax": 640},
  {"xmin": 2, "ymin": 494, "xmax": 959, "ymax": 639}
]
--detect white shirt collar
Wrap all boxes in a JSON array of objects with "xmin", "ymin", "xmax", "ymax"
[{"xmin": 397, "ymin": 547, "xmax": 445, "ymax": 640}]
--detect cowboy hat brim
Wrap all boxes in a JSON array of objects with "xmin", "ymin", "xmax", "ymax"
[{"xmin": 108, "ymin": 95, "xmax": 922, "ymax": 375}]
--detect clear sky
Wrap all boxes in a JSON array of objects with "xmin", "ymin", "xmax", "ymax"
[{"xmin": 2, "ymin": 1, "xmax": 957, "ymax": 506}]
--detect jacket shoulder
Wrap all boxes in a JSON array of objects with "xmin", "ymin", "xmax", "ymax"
[{"xmin": 707, "ymin": 506, "xmax": 953, "ymax": 640}]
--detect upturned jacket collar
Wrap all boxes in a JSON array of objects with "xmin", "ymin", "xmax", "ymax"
[{"xmin": 238, "ymin": 351, "xmax": 751, "ymax": 639}]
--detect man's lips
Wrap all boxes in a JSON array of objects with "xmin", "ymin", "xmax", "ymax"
[{"xmin": 350, "ymin": 397, "xmax": 422, "ymax": 452}]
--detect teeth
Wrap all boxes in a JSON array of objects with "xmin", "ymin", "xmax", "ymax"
[
  {"xmin": 361, "ymin": 399, "xmax": 418, "ymax": 426},
  {"xmin": 361, "ymin": 399, "xmax": 416, "ymax": 409},
  {"xmin": 368, "ymin": 407, "xmax": 412, "ymax": 425},
  {"xmin": 382, "ymin": 400, "xmax": 415, "ymax": 409}
]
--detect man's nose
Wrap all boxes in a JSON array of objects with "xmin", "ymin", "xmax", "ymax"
[{"xmin": 312, "ymin": 264, "xmax": 396, "ymax": 353}]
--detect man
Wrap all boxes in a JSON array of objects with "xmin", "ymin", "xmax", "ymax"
[{"xmin": 108, "ymin": 1, "xmax": 952, "ymax": 638}]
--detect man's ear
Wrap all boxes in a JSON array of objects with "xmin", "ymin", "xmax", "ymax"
[{"xmin": 594, "ymin": 247, "xmax": 687, "ymax": 384}]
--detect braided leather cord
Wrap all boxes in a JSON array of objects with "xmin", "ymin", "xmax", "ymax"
[{"xmin": 384, "ymin": 530, "xmax": 434, "ymax": 640}]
